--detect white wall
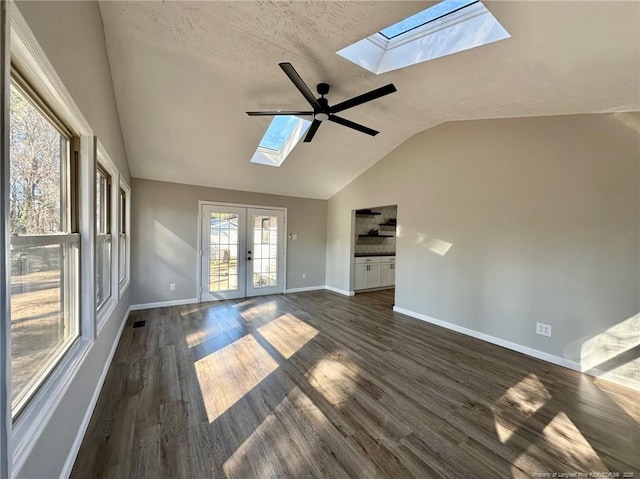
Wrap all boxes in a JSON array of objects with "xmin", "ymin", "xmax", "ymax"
[
  {"xmin": 327, "ymin": 113, "xmax": 640, "ymax": 383},
  {"xmin": 130, "ymin": 178, "xmax": 327, "ymax": 306},
  {"xmin": 13, "ymin": 2, "xmax": 131, "ymax": 477}
]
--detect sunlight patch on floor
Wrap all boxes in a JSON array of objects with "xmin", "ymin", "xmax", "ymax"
[
  {"xmin": 305, "ymin": 352, "xmax": 361, "ymax": 406},
  {"xmin": 492, "ymin": 373, "xmax": 551, "ymax": 443},
  {"xmin": 222, "ymin": 387, "xmax": 318, "ymax": 479},
  {"xmin": 195, "ymin": 334, "xmax": 278, "ymax": 422},
  {"xmin": 240, "ymin": 300, "xmax": 278, "ymax": 325},
  {"xmin": 184, "ymin": 315, "xmax": 242, "ymax": 348},
  {"xmin": 257, "ymin": 313, "xmax": 318, "ymax": 359},
  {"xmin": 223, "ymin": 410, "xmax": 287, "ymax": 478},
  {"xmin": 593, "ymin": 379, "xmax": 640, "ymax": 423},
  {"xmin": 510, "ymin": 411, "xmax": 606, "ymax": 476}
]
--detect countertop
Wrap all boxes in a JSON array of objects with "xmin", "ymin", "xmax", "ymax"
[{"xmin": 354, "ymin": 253, "xmax": 396, "ymax": 257}]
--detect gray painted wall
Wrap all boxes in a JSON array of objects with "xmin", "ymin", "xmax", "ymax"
[
  {"xmin": 327, "ymin": 113, "xmax": 639, "ymax": 373},
  {"xmin": 131, "ymin": 178, "xmax": 327, "ymax": 305},
  {"xmin": 14, "ymin": 2, "xmax": 131, "ymax": 477},
  {"xmin": 16, "ymin": 0, "xmax": 130, "ymax": 181}
]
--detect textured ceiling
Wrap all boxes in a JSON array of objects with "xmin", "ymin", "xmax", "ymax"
[{"xmin": 99, "ymin": 1, "xmax": 640, "ymax": 199}]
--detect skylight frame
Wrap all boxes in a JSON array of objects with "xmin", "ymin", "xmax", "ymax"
[
  {"xmin": 336, "ymin": 0, "xmax": 510, "ymax": 75},
  {"xmin": 378, "ymin": 0, "xmax": 479, "ymax": 40},
  {"xmin": 250, "ymin": 115, "xmax": 311, "ymax": 167}
]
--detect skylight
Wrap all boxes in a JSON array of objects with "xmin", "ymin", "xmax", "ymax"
[
  {"xmin": 379, "ymin": 0, "xmax": 477, "ymax": 39},
  {"xmin": 337, "ymin": 0, "xmax": 510, "ymax": 75},
  {"xmin": 251, "ymin": 115, "xmax": 311, "ymax": 167}
]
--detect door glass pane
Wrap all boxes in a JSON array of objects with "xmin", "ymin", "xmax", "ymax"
[
  {"xmin": 209, "ymin": 212, "xmax": 239, "ymax": 292},
  {"xmin": 252, "ymin": 215, "xmax": 278, "ymax": 288}
]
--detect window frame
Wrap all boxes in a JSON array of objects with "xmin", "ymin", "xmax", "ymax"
[
  {"xmin": 117, "ymin": 177, "xmax": 130, "ymax": 298},
  {"xmin": 8, "ymin": 4, "xmax": 96, "ymax": 474},
  {"xmin": 95, "ymin": 141, "xmax": 118, "ymax": 332},
  {"xmin": 1, "ymin": 5, "xmax": 10, "ymax": 477},
  {"xmin": 8, "ymin": 71, "xmax": 82, "ymax": 419}
]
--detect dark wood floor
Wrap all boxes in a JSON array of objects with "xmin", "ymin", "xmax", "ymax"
[{"xmin": 71, "ymin": 289, "xmax": 639, "ymax": 478}]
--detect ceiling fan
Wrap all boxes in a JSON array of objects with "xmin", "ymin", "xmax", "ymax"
[{"xmin": 246, "ymin": 63, "xmax": 397, "ymax": 143}]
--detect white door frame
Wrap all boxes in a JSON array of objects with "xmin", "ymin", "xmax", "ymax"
[{"xmin": 196, "ymin": 201, "xmax": 287, "ymax": 302}]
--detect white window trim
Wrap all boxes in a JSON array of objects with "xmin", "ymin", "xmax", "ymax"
[
  {"xmin": 118, "ymin": 176, "xmax": 131, "ymax": 299},
  {"xmin": 96, "ymin": 141, "xmax": 118, "ymax": 334},
  {"xmin": 8, "ymin": 4, "xmax": 97, "ymax": 476},
  {"xmin": 1, "ymin": 4, "xmax": 11, "ymax": 478}
]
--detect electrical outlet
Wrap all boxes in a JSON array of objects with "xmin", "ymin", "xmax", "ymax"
[
  {"xmin": 302, "ymin": 272, "xmax": 306, "ymax": 279},
  {"xmin": 536, "ymin": 322, "xmax": 552, "ymax": 337},
  {"xmin": 170, "ymin": 283, "xmax": 176, "ymax": 291}
]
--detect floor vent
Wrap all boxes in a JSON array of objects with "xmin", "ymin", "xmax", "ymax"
[{"xmin": 133, "ymin": 320, "xmax": 146, "ymax": 328}]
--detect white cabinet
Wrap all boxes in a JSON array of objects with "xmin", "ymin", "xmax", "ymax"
[
  {"xmin": 380, "ymin": 261, "xmax": 395, "ymax": 287},
  {"xmin": 354, "ymin": 256, "xmax": 394, "ymax": 291},
  {"xmin": 355, "ymin": 262, "xmax": 380, "ymax": 290},
  {"xmin": 354, "ymin": 263, "xmax": 367, "ymax": 290}
]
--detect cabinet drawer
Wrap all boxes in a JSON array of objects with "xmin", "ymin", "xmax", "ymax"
[
  {"xmin": 354, "ymin": 256, "xmax": 382, "ymax": 264},
  {"xmin": 379, "ymin": 256, "xmax": 395, "ymax": 263}
]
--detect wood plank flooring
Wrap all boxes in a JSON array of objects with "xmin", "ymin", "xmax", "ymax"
[{"xmin": 71, "ymin": 290, "xmax": 640, "ymax": 478}]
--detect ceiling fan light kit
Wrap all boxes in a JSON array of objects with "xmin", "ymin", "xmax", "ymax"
[{"xmin": 246, "ymin": 62, "xmax": 397, "ymax": 143}]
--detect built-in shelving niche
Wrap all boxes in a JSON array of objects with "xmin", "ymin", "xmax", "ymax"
[{"xmin": 354, "ymin": 205, "xmax": 397, "ymax": 254}]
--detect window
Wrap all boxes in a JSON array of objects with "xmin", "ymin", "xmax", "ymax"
[
  {"xmin": 250, "ymin": 115, "xmax": 311, "ymax": 167},
  {"xmin": 9, "ymin": 75, "xmax": 79, "ymax": 417},
  {"xmin": 95, "ymin": 165, "xmax": 111, "ymax": 310},
  {"xmin": 118, "ymin": 179, "xmax": 130, "ymax": 295},
  {"xmin": 336, "ymin": 0, "xmax": 510, "ymax": 74},
  {"xmin": 378, "ymin": 0, "xmax": 477, "ymax": 39}
]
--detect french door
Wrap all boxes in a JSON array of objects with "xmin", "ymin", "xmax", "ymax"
[{"xmin": 200, "ymin": 204, "xmax": 285, "ymax": 301}]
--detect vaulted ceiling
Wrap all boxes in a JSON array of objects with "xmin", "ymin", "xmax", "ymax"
[{"xmin": 99, "ymin": 1, "xmax": 640, "ymax": 199}]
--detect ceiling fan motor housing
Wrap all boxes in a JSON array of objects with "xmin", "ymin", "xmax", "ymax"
[{"xmin": 315, "ymin": 95, "xmax": 330, "ymax": 121}]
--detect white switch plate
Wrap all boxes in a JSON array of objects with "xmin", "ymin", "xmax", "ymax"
[
  {"xmin": 302, "ymin": 273, "xmax": 306, "ymax": 279},
  {"xmin": 170, "ymin": 283, "xmax": 176, "ymax": 291},
  {"xmin": 536, "ymin": 322, "xmax": 552, "ymax": 337}
]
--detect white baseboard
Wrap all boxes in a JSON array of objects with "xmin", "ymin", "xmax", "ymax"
[
  {"xmin": 324, "ymin": 285, "xmax": 355, "ymax": 296},
  {"xmin": 285, "ymin": 285, "xmax": 325, "ymax": 293},
  {"xmin": 392, "ymin": 306, "xmax": 581, "ymax": 372},
  {"xmin": 130, "ymin": 297, "xmax": 198, "ymax": 311},
  {"xmin": 58, "ymin": 306, "xmax": 131, "ymax": 479}
]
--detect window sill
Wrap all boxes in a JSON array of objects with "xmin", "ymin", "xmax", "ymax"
[
  {"xmin": 96, "ymin": 296, "xmax": 117, "ymax": 336},
  {"xmin": 12, "ymin": 337, "xmax": 93, "ymax": 475},
  {"xmin": 118, "ymin": 278, "xmax": 130, "ymax": 299}
]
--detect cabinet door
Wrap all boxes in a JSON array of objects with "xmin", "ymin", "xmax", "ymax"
[
  {"xmin": 380, "ymin": 263, "xmax": 392, "ymax": 287},
  {"xmin": 366, "ymin": 263, "xmax": 381, "ymax": 288},
  {"xmin": 389, "ymin": 262, "xmax": 396, "ymax": 286},
  {"xmin": 354, "ymin": 264, "xmax": 367, "ymax": 290}
]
